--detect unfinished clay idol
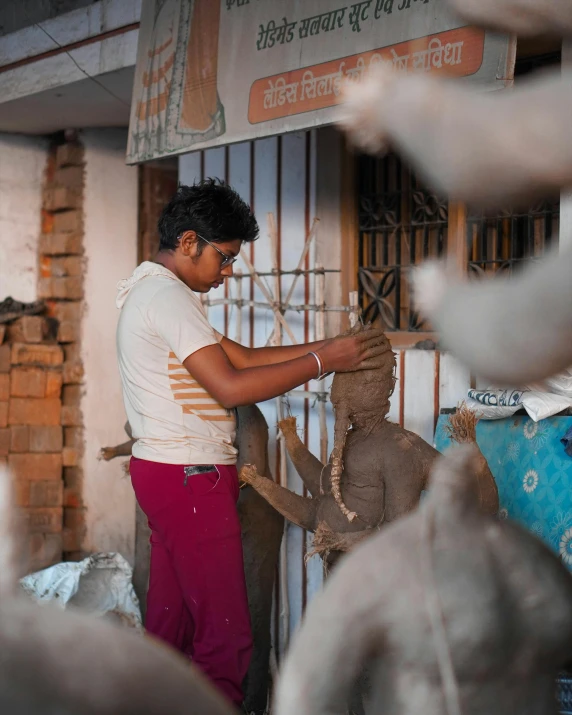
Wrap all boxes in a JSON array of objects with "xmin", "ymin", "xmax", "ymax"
[
  {"xmin": 274, "ymin": 444, "xmax": 572, "ymax": 715},
  {"xmin": 241, "ymin": 325, "xmax": 497, "ymax": 567}
]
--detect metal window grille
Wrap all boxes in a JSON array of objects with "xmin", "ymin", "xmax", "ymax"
[
  {"xmin": 357, "ymin": 153, "xmax": 447, "ymax": 332},
  {"xmin": 467, "ymin": 201, "xmax": 559, "ymax": 277}
]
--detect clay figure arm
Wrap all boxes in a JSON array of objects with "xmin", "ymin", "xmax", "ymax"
[
  {"xmin": 274, "ymin": 535, "xmax": 389, "ymax": 715},
  {"xmin": 338, "ymin": 67, "xmax": 572, "ymax": 210},
  {"xmin": 240, "ymin": 465, "xmax": 318, "ymax": 531},
  {"xmin": 184, "ymin": 330, "xmax": 388, "ymax": 409},
  {"xmin": 278, "ymin": 417, "xmax": 326, "ymax": 497},
  {"xmin": 413, "ymin": 247, "xmax": 572, "ymax": 384},
  {"xmin": 99, "ymin": 439, "xmax": 135, "ymax": 461},
  {"xmin": 447, "ymin": 0, "xmax": 572, "ymax": 37}
]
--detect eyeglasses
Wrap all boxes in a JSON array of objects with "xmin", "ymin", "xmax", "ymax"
[
  {"xmin": 197, "ymin": 234, "xmax": 237, "ymax": 268},
  {"xmin": 177, "ymin": 232, "xmax": 237, "ymax": 268}
]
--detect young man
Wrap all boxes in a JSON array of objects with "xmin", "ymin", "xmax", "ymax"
[{"xmin": 115, "ymin": 179, "xmax": 385, "ymax": 708}]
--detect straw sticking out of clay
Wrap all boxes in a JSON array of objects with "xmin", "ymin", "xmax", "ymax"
[{"xmin": 444, "ymin": 401, "xmax": 479, "ymax": 444}]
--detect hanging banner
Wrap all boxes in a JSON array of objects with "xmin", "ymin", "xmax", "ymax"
[{"xmin": 126, "ymin": 0, "xmax": 514, "ymax": 164}]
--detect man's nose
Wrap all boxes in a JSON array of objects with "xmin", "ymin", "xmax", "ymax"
[{"xmin": 221, "ymin": 263, "xmax": 234, "ymax": 277}]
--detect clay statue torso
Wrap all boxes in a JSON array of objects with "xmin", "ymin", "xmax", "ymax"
[{"xmin": 316, "ymin": 422, "xmax": 434, "ymax": 533}]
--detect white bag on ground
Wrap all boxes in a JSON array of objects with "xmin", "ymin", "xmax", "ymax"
[{"xmin": 20, "ymin": 552, "xmax": 142, "ymax": 630}]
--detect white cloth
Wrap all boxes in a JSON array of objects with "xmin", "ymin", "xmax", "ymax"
[{"xmin": 116, "ymin": 262, "xmax": 236, "ymax": 465}]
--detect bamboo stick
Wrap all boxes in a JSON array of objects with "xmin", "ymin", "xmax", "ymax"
[
  {"xmin": 239, "ymin": 248, "xmax": 298, "ymax": 345},
  {"xmin": 266, "ymin": 218, "xmax": 320, "ymax": 346},
  {"xmin": 315, "ymin": 262, "xmax": 328, "ymax": 464},
  {"xmin": 349, "ymin": 290, "xmax": 360, "ymax": 327}
]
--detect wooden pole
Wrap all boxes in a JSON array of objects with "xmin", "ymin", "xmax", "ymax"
[{"xmin": 268, "ymin": 212, "xmax": 290, "ymax": 653}]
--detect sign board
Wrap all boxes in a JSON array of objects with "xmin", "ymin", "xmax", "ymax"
[{"xmin": 126, "ymin": 0, "xmax": 515, "ymax": 164}]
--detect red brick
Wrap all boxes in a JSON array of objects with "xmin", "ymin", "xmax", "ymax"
[
  {"xmin": 51, "ymin": 256, "xmax": 83, "ymax": 277},
  {"xmin": 9, "ymin": 426, "xmax": 29, "ymax": 452},
  {"xmin": 57, "ymin": 321, "xmax": 80, "ymax": 344},
  {"xmin": 61, "ymin": 404, "xmax": 82, "ymax": 426},
  {"xmin": 29, "ymin": 426, "xmax": 63, "ymax": 453},
  {"xmin": 63, "ymin": 486, "xmax": 82, "ymax": 508},
  {"xmin": 10, "ymin": 367, "xmax": 46, "ymax": 398},
  {"xmin": 13, "ymin": 481, "xmax": 30, "ymax": 507},
  {"xmin": 63, "ymin": 384, "xmax": 81, "ymax": 406},
  {"xmin": 62, "ymin": 447, "xmax": 80, "ymax": 467},
  {"xmin": 55, "ymin": 143, "xmax": 83, "ymax": 168},
  {"xmin": 52, "ymin": 301, "xmax": 82, "ymax": 323},
  {"xmin": 53, "ymin": 210, "xmax": 82, "ymax": 234},
  {"xmin": 64, "ymin": 427, "xmax": 82, "ymax": 448},
  {"xmin": 24, "ymin": 507, "xmax": 63, "ymax": 535},
  {"xmin": 45, "ymin": 370, "xmax": 63, "ymax": 398},
  {"xmin": 11, "ymin": 343, "xmax": 63, "ymax": 367},
  {"xmin": 42, "ymin": 210, "xmax": 54, "ymax": 234},
  {"xmin": 0, "ymin": 374, "xmax": 8, "ymax": 401},
  {"xmin": 54, "ymin": 165, "xmax": 83, "ymax": 188},
  {"xmin": 9, "ymin": 398, "xmax": 61, "ymax": 426},
  {"xmin": 44, "ymin": 186, "xmax": 81, "ymax": 212},
  {"xmin": 39, "ymin": 231, "xmax": 83, "ymax": 256},
  {"xmin": 0, "ymin": 402, "xmax": 7, "ymax": 428},
  {"xmin": 49, "ymin": 277, "xmax": 83, "ymax": 301},
  {"xmin": 29, "ymin": 480, "xmax": 63, "ymax": 507},
  {"xmin": 28, "ymin": 532, "xmax": 63, "ymax": 572},
  {"xmin": 63, "ymin": 467, "xmax": 82, "ymax": 488},
  {"xmin": 8, "ymin": 453, "xmax": 62, "ymax": 481},
  {"xmin": 6, "ymin": 316, "xmax": 47, "ymax": 344},
  {"xmin": 0, "ymin": 345, "xmax": 10, "ymax": 373},
  {"xmin": 62, "ymin": 527, "xmax": 83, "ymax": 552},
  {"xmin": 63, "ymin": 360, "xmax": 83, "ymax": 384},
  {"xmin": 0, "ymin": 428, "xmax": 9, "ymax": 456}
]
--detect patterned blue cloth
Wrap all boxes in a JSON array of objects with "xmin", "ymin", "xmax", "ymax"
[{"xmin": 434, "ymin": 415, "xmax": 572, "ymax": 571}]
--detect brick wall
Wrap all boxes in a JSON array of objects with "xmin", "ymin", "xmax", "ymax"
[
  {"xmin": 0, "ymin": 320, "xmax": 64, "ymax": 572},
  {"xmin": 39, "ymin": 139, "xmax": 86, "ymax": 562}
]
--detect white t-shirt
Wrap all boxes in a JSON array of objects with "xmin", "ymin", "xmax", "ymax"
[{"xmin": 116, "ymin": 262, "xmax": 237, "ymax": 465}]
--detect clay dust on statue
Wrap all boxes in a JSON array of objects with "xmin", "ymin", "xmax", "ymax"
[
  {"xmin": 273, "ymin": 444, "xmax": 572, "ymax": 715},
  {"xmin": 240, "ymin": 324, "xmax": 498, "ymax": 568}
]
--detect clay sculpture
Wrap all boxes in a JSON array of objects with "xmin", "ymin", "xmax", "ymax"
[
  {"xmin": 273, "ymin": 444, "xmax": 572, "ymax": 715},
  {"xmin": 240, "ymin": 325, "xmax": 498, "ymax": 567},
  {"xmin": 100, "ymin": 404, "xmax": 282, "ymax": 715},
  {"xmin": 0, "ymin": 464, "xmax": 236, "ymax": 715},
  {"xmin": 337, "ymin": 0, "xmax": 572, "ymax": 385}
]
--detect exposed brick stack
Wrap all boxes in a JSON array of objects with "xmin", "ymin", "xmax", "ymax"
[
  {"xmin": 38, "ymin": 140, "xmax": 86, "ymax": 561},
  {"xmin": 0, "ymin": 319, "xmax": 64, "ymax": 572}
]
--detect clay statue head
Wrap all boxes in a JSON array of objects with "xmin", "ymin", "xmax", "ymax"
[
  {"xmin": 330, "ymin": 323, "xmax": 396, "ymax": 429},
  {"xmin": 328, "ymin": 323, "xmax": 396, "ymax": 523}
]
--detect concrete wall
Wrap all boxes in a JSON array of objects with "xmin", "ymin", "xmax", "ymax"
[
  {"xmin": 0, "ymin": 133, "xmax": 47, "ymax": 303},
  {"xmin": 80, "ymin": 127, "xmax": 137, "ymax": 562}
]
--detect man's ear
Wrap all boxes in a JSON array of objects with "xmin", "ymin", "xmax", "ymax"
[{"xmin": 179, "ymin": 230, "xmax": 199, "ymax": 257}]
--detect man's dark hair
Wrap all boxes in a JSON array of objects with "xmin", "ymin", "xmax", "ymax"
[{"xmin": 158, "ymin": 178, "xmax": 259, "ymax": 252}]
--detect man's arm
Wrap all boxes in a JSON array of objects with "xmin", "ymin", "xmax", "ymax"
[
  {"xmin": 184, "ymin": 329, "xmax": 387, "ymax": 409},
  {"xmin": 219, "ymin": 336, "xmax": 328, "ymax": 370}
]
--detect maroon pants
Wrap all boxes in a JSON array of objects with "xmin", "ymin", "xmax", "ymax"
[{"xmin": 130, "ymin": 457, "xmax": 252, "ymax": 706}]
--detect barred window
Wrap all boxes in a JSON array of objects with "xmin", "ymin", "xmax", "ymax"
[
  {"xmin": 356, "ymin": 50, "xmax": 562, "ymax": 338},
  {"xmin": 357, "ymin": 153, "xmax": 448, "ymax": 333}
]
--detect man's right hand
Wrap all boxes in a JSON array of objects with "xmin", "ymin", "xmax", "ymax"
[{"xmin": 316, "ymin": 328, "xmax": 389, "ymax": 373}]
